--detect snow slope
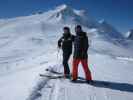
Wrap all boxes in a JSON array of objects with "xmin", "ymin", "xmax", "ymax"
[
  {"xmin": 0, "ymin": 4, "xmax": 133, "ymax": 100},
  {"xmin": 27, "ymin": 53, "xmax": 133, "ymax": 100}
]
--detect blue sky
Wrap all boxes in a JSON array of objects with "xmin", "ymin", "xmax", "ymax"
[{"xmin": 0, "ymin": 0, "xmax": 133, "ymax": 33}]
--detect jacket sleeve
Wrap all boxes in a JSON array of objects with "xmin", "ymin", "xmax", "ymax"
[
  {"xmin": 58, "ymin": 37, "xmax": 63, "ymax": 48},
  {"xmin": 84, "ymin": 36, "xmax": 89, "ymax": 51},
  {"xmin": 71, "ymin": 35, "xmax": 75, "ymax": 42}
]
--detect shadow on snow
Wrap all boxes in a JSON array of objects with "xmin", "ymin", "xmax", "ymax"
[{"xmin": 73, "ymin": 77, "xmax": 133, "ymax": 93}]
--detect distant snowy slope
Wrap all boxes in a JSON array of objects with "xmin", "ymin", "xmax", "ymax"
[{"xmin": 98, "ymin": 19, "xmax": 123, "ymax": 38}]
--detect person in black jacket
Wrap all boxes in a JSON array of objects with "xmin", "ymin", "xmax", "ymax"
[
  {"xmin": 72, "ymin": 25, "xmax": 92, "ymax": 82},
  {"xmin": 58, "ymin": 27, "xmax": 74, "ymax": 78}
]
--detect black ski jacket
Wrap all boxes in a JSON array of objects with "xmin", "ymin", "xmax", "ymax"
[
  {"xmin": 58, "ymin": 33, "xmax": 74, "ymax": 54},
  {"xmin": 73, "ymin": 32, "xmax": 89, "ymax": 59}
]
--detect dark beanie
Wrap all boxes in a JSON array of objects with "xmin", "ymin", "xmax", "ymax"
[
  {"xmin": 63, "ymin": 26, "xmax": 70, "ymax": 31},
  {"xmin": 76, "ymin": 25, "xmax": 82, "ymax": 29}
]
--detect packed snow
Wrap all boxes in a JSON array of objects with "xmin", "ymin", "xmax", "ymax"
[{"xmin": 0, "ymin": 4, "xmax": 133, "ymax": 100}]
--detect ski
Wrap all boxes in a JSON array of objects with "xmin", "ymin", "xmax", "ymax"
[
  {"xmin": 45, "ymin": 68, "xmax": 63, "ymax": 75},
  {"xmin": 40, "ymin": 74, "xmax": 64, "ymax": 79}
]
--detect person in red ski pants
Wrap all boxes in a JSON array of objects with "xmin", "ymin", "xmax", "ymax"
[{"xmin": 72, "ymin": 25, "xmax": 92, "ymax": 83}]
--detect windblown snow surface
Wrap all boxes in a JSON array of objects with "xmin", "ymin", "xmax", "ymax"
[{"xmin": 0, "ymin": 4, "xmax": 133, "ymax": 100}]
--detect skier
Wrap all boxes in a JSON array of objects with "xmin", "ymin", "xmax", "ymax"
[
  {"xmin": 58, "ymin": 27, "xmax": 74, "ymax": 78},
  {"xmin": 72, "ymin": 25, "xmax": 92, "ymax": 83}
]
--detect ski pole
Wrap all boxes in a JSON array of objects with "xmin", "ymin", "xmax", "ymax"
[
  {"xmin": 57, "ymin": 47, "xmax": 63, "ymax": 72},
  {"xmin": 57, "ymin": 47, "xmax": 60, "ymax": 60}
]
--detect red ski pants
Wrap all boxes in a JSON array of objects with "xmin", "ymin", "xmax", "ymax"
[{"xmin": 72, "ymin": 59, "xmax": 92, "ymax": 80}]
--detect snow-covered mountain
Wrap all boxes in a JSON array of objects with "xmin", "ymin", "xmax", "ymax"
[{"xmin": 0, "ymin": 4, "xmax": 133, "ymax": 100}]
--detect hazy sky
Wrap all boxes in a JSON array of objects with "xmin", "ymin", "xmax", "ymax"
[{"xmin": 0, "ymin": 0, "xmax": 132, "ymax": 33}]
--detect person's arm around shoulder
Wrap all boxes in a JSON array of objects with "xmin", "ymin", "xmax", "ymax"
[
  {"xmin": 84, "ymin": 33, "xmax": 89, "ymax": 51},
  {"xmin": 71, "ymin": 34, "xmax": 75, "ymax": 42},
  {"xmin": 58, "ymin": 36, "xmax": 63, "ymax": 48}
]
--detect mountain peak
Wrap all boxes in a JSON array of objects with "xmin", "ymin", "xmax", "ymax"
[
  {"xmin": 99, "ymin": 19, "xmax": 109, "ymax": 25},
  {"xmin": 55, "ymin": 4, "xmax": 72, "ymax": 12},
  {"xmin": 57, "ymin": 4, "xmax": 68, "ymax": 9},
  {"xmin": 46, "ymin": 4, "xmax": 97, "ymax": 27}
]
